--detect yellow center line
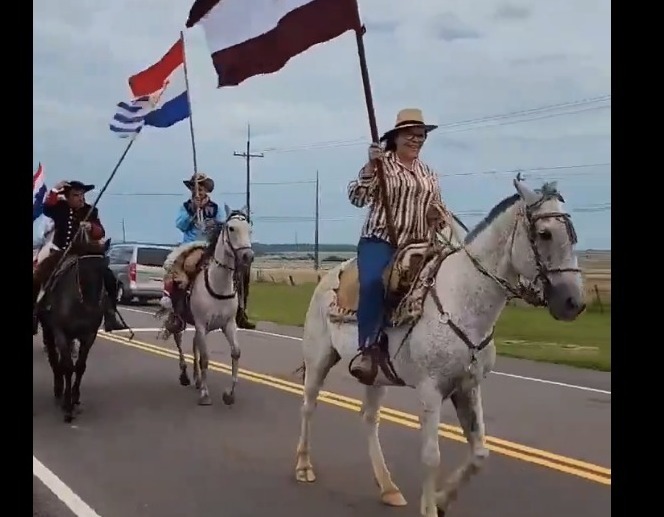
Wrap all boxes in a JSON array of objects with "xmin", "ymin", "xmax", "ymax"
[{"xmin": 98, "ymin": 331, "xmax": 611, "ymax": 486}]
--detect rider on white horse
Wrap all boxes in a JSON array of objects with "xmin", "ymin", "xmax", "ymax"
[
  {"xmin": 348, "ymin": 108, "xmax": 451, "ymax": 385},
  {"xmin": 160, "ymin": 172, "xmax": 256, "ymax": 330}
]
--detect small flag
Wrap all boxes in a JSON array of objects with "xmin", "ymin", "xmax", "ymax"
[
  {"xmin": 109, "ymin": 96, "xmax": 154, "ymax": 138},
  {"xmin": 33, "ymin": 163, "xmax": 47, "ymax": 222}
]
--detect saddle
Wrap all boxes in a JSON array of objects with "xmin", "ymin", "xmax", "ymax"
[
  {"xmin": 329, "ymin": 241, "xmax": 448, "ymax": 328},
  {"xmin": 164, "ymin": 242, "xmax": 209, "ymax": 291}
]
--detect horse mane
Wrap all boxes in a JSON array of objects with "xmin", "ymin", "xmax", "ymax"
[
  {"xmin": 464, "ymin": 194, "xmax": 521, "ymax": 244},
  {"xmin": 203, "ymin": 221, "xmax": 224, "ymax": 259},
  {"xmin": 202, "ymin": 209, "xmax": 248, "ymax": 259},
  {"xmin": 464, "ymin": 181, "xmax": 565, "ymax": 244}
]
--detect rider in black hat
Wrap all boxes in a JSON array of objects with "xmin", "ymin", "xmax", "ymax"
[{"xmin": 32, "ymin": 180, "xmax": 126, "ymax": 334}]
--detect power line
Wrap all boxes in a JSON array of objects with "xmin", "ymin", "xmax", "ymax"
[
  {"xmin": 257, "ymin": 95, "xmax": 611, "ymax": 154},
  {"xmin": 253, "ymin": 203, "xmax": 611, "ymax": 223},
  {"xmin": 106, "ymin": 162, "xmax": 610, "ymax": 198},
  {"xmin": 106, "ymin": 180, "xmax": 316, "ymax": 197}
]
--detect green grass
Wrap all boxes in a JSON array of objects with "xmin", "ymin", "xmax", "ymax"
[{"xmin": 247, "ymin": 282, "xmax": 611, "ymax": 372}]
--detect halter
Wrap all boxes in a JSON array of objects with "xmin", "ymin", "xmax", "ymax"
[{"xmin": 204, "ymin": 211, "xmax": 252, "ymax": 300}]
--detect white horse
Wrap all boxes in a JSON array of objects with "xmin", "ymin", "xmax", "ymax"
[
  {"xmin": 294, "ymin": 176, "xmax": 585, "ymax": 516},
  {"xmin": 34, "ymin": 219, "xmax": 57, "ymax": 267},
  {"xmin": 159, "ymin": 205, "xmax": 254, "ymax": 406}
]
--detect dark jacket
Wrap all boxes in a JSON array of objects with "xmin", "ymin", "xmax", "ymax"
[{"xmin": 42, "ymin": 191, "xmax": 105, "ymax": 250}]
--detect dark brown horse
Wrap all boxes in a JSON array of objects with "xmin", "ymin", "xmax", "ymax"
[{"xmin": 38, "ymin": 235, "xmax": 111, "ymax": 423}]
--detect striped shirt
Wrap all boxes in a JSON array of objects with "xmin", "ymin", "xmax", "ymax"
[{"xmin": 347, "ymin": 151, "xmax": 445, "ymax": 247}]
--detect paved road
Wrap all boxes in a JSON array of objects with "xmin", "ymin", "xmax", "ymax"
[{"xmin": 33, "ymin": 306, "xmax": 611, "ymax": 517}]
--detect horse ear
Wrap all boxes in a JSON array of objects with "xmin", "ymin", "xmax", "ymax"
[
  {"xmin": 240, "ymin": 204, "xmax": 248, "ymax": 216},
  {"xmin": 224, "ymin": 203, "xmax": 231, "ymax": 218},
  {"xmin": 513, "ymin": 175, "xmax": 542, "ymax": 206}
]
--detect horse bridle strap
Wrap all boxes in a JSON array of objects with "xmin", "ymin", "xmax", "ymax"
[{"xmin": 204, "ymin": 212, "xmax": 251, "ymax": 300}]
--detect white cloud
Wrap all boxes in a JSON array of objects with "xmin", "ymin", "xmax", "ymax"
[{"xmin": 33, "ymin": 0, "xmax": 610, "ymax": 247}]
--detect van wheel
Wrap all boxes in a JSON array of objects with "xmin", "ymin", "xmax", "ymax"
[{"xmin": 117, "ymin": 283, "xmax": 130, "ymax": 305}]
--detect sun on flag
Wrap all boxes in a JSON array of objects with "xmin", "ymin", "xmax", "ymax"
[
  {"xmin": 185, "ymin": 0, "xmax": 362, "ymax": 87},
  {"xmin": 109, "ymin": 39, "xmax": 192, "ymax": 138}
]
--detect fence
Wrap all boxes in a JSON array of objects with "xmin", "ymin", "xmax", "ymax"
[{"xmin": 251, "ymin": 259, "xmax": 611, "ymax": 309}]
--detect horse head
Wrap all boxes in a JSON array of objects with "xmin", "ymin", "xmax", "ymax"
[
  {"xmin": 511, "ymin": 175, "xmax": 585, "ymax": 321},
  {"xmin": 208, "ymin": 204, "xmax": 254, "ymax": 268}
]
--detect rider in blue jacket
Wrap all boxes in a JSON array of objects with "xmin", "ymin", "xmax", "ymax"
[{"xmin": 164, "ymin": 173, "xmax": 255, "ymax": 329}]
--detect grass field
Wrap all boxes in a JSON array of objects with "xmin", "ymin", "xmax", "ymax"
[{"xmin": 247, "ymin": 282, "xmax": 611, "ymax": 372}]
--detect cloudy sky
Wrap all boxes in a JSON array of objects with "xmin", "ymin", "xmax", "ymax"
[{"xmin": 33, "ymin": 0, "xmax": 611, "ymax": 249}]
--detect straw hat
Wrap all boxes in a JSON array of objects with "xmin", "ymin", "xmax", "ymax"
[
  {"xmin": 183, "ymin": 172, "xmax": 215, "ymax": 193},
  {"xmin": 379, "ymin": 108, "xmax": 438, "ymax": 142}
]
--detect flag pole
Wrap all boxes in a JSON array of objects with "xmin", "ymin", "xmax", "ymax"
[
  {"xmin": 352, "ymin": 12, "xmax": 398, "ymax": 247},
  {"xmin": 180, "ymin": 30, "xmax": 203, "ymax": 226}
]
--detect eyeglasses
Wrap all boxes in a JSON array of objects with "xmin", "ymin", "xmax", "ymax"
[{"xmin": 402, "ymin": 132, "xmax": 427, "ymax": 141}]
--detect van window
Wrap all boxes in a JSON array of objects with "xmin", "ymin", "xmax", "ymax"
[
  {"xmin": 137, "ymin": 247, "xmax": 170, "ymax": 267},
  {"xmin": 109, "ymin": 247, "xmax": 132, "ymax": 265}
]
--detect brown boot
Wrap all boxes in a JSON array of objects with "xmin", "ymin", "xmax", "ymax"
[{"xmin": 349, "ymin": 346, "xmax": 379, "ymax": 386}]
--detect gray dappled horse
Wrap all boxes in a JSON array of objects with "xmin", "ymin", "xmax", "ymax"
[{"xmin": 294, "ymin": 177, "xmax": 585, "ymax": 516}]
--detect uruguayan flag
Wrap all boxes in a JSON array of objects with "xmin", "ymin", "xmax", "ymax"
[{"xmin": 109, "ymin": 96, "xmax": 155, "ymax": 138}]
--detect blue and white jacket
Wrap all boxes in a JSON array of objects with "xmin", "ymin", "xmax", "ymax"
[{"xmin": 176, "ymin": 199, "xmax": 223, "ymax": 244}]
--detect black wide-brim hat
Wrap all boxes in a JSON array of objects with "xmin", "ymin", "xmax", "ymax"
[
  {"xmin": 379, "ymin": 108, "xmax": 438, "ymax": 142},
  {"xmin": 63, "ymin": 180, "xmax": 95, "ymax": 193},
  {"xmin": 183, "ymin": 172, "xmax": 215, "ymax": 193}
]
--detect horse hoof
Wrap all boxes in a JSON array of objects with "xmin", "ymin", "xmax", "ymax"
[
  {"xmin": 381, "ymin": 490, "xmax": 408, "ymax": 507},
  {"xmin": 195, "ymin": 381, "xmax": 202, "ymax": 390},
  {"xmin": 437, "ymin": 509, "xmax": 445, "ymax": 517},
  {"xmin": 179, "ymin": 375, "xmax": 191, "ymax": 386},
  {"xmin": 198, "ymin": 394, "xmax": 212, "ymax": 406},
  {"xmin": 221, "ymin": 392, "xmax": 235, "ymax": 406},
  {"xmin": 64, "ymin": 414, "xmax": 74, "ymax": 423},
  {"xmin": 295, "ymin": 467, "xmax": 316, "ymax": 483}
]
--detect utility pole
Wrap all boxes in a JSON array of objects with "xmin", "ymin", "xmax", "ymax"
[
  {"xmin": 233, "ymin": 123, "xmax": 264, "ymax": 222},
  {"xmin": 314, "ymin": 170, "xmax": 320, "ymax": 270},
  {"xmin": 121, "ymin": 218, "xmax": 127, "ymax": 242}
]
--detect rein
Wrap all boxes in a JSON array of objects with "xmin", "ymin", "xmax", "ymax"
[{"xmin": 396, "ymin": 197, "xmax": 582, "ymax": 374}]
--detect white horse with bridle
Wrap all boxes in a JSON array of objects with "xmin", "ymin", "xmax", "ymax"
[
  {"xmin": 294, "ymin": 176, "xmax": 585, "ymax": 516},
  {"xmin": 159, "ymin": 205, "xmax": 254, "ymax": 407}
]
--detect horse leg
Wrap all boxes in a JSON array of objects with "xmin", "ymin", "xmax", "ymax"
[
  {"xmin": 56, "ymin": 334, "xmax": 75, "ymax": 423},
  {"xmin": 194, "ymin": 327, "xmax": 212, "ymax": 406},
  {"xmin": 362, "ymin": 386, "xmax": 407, "ymax": 506},
  {"xmin": 192, "ymin": 334, "xmax": 202, "ymax": 390},
  {"xmin": 435, "ymin": 386, "xmax": 489, "ymax": 514},
  {"xmin": 295, "ymin": 349, "xmax": 339, "ymax": 483},
  {"xmin": 417, "ymin": 378, "xmax": 444, "ymax": 517},
  {"xmin": 42, "ymin": 326, "xmax": 62, "ymax": 400},
  {"xmin": 220, "ymin": 319, "xmax": 241, "ymax": 406},
  {"xmin": 72, "ymin": 335, "xmax": 95, "ymax": 407},
  {"xmin": 173, "ymin": 332, "xmax": 190, "ymax": 386}
]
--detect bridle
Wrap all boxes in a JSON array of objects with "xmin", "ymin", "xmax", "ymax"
[
  {"xmin": 204, "ymin": 211, "xmax": 252, "ymax": 300},
  {"xmin": 460, "ymin": 194, "xmax": 581, "ymax": 307}
]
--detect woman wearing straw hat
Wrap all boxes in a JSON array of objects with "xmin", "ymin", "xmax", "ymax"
[{"xmin": 347, "ymin": 108, "xmax": 451, "ymax": 384}]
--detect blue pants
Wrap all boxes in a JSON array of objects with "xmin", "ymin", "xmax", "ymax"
[{"xmin": 357, "ymin": 237, "xmax": 396, "ymax": 349}]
